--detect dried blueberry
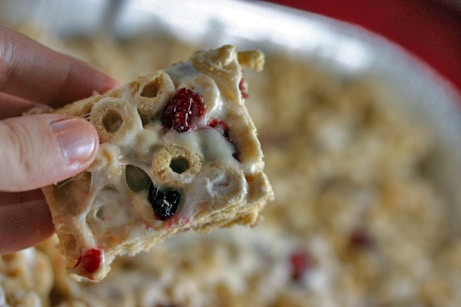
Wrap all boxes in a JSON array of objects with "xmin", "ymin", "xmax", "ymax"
[{"xmin": 148, "ymin": 184, "xmax": 181, "ymax": 221}]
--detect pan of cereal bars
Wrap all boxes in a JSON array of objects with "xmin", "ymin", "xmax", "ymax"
[{"xmin": 1, "ymin": 0, "xmax": 461, "ymax": 306}]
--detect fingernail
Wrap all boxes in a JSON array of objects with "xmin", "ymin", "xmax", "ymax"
[{"xmin": 50, "ymin": 118, "xmax": 97, "ymax": 163}]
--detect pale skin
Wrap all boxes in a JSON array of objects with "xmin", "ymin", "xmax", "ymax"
[{"xmin": 0, "ymin": 26, "xmax": 118, "ymax": 254}]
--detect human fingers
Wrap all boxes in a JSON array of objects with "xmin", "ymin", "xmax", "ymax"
[
  {"xmin": 0, "ymin": 198, "xmax": 53, "ymax": 254},
  {"xmin": 0, "ymin": 114, "xmax": 99, "ymax": 192},
  {"xmin": 0, "ymin": 26, "xmax": 118, "ymax": 107},
  {"xmin": 0, "ymin": 189, "xmax": 44, "ymax": 205},
  {"xmin": 0, "ymin": 92, "xmax": 44, "ymax": 119}
]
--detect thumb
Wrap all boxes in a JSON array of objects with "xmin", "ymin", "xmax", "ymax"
[{"xmin": 0, "ymin": 114, "xmax": 99, "ymax": 192}]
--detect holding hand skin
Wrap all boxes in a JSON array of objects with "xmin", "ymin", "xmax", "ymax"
[{"xmin": 0, "ymin": 26, "xmax": 118, "ymax": 254}]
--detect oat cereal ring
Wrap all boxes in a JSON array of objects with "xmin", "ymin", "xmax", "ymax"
[
  {"xmin": 152, "ymin": 144, "xmax": 202, "ymax": 189},
  {"xmin": 134, "ymin": 72, "xmax": 176, "ymax": 124},
  {"xmin": 89, "ymin": 98, "xmax": 142, "ymax": 143}
]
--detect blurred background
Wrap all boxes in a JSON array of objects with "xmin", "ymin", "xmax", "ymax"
[{"xmin": 268, "ymin": 0, "xmax": 461, "ymax": 93}]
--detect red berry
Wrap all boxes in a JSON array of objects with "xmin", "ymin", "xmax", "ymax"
[
  {"xmin": 208, "ymin": 118, "xmax": 230, "ymax": 138},
  {"xmin": 162, "ymin": 88, "xmax": 206, "ymax": 132},
  {"xmin": 74, "ymin": 248, "xmax": 103, "ymax": 278},
  {"xmin": 349, "ymin": 228, "xmax": 374, "ymax": 250},
  {"xmin": 207, "ymin": 118, "xmax": 240, "ymax": 160},
  {"xmin": 239, "ymin": 77, "xmax": 249, "ymax": 99},
  {"xmin": 289, "ymin": 250, "xmax": 312, "ymax": 281}
]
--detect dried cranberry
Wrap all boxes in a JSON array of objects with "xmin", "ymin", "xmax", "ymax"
[
  {"xmin": 349, "ymin": 228, "xmax": 374, "ymax": 250},
  {"xmin": 207, "ymin": 118, "xmax": 239, "ymax": 160},
  {"xmin": 148, "ymin": 184, "xmax": 180, "ymax": 221},
  {"xmin": 208, "ymin": 118, "xmax": 230, "ymax": 138},
  {"xmin": 162, "ymin": 88, "xmax": 206, "ymax": 132},
  {"xmin": 289, "ymin": 250, "xmax": 312, "ymax": 281},
  {"xmin": 239, "ymin": 77, "xmax": 249, "ymax": 99},
  {"xmin": 73, "ymin": 248, "xmax": 103, "ymax": 278}
]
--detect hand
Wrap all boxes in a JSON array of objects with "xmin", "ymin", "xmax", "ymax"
[{"xmin": 0, "ymin": 26, "xmax": 118, "ymax": 254}]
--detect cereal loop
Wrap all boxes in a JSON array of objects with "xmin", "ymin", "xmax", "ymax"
[{"xmin": 152, "ymin": 145, "xmax": 202, "ymax": 188}]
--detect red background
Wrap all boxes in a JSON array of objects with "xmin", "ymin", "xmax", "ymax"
[{"xmin": 267, "ymin": 0, "xmax": 461, "ymax": 95}]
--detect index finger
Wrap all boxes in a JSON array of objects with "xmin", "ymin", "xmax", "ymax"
[{"xmin": 0, "ymin": 26, "xmax": 118, "ymax": 107}]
